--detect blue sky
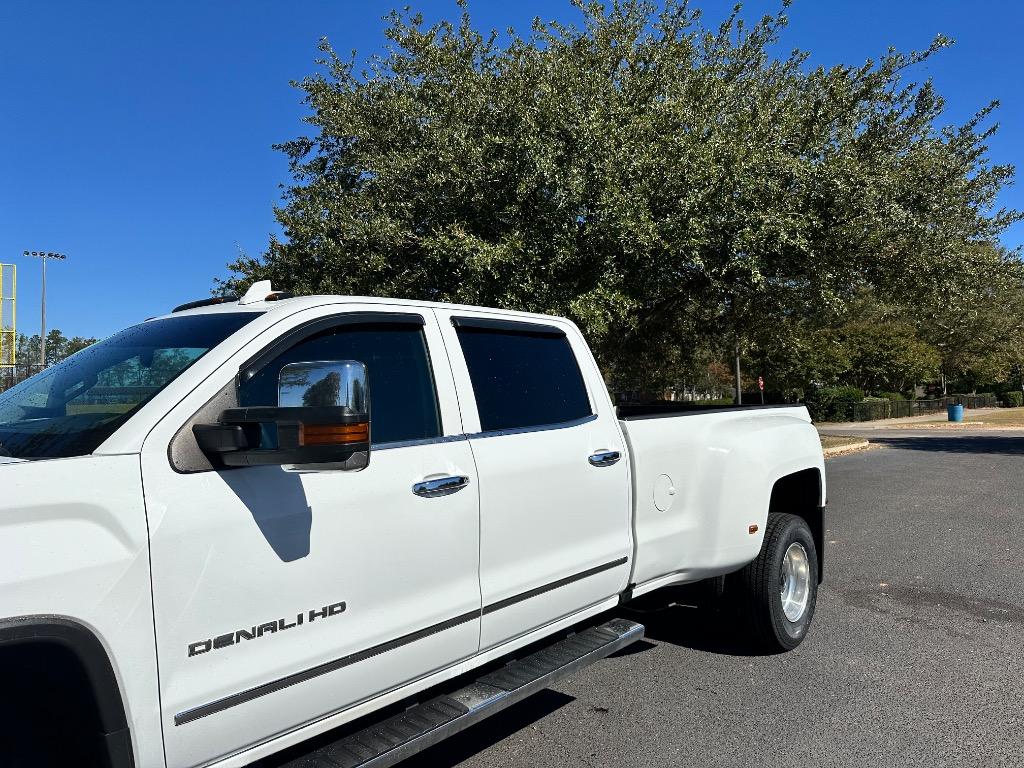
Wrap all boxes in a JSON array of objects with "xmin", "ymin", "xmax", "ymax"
[{"xmin": 2, "ymin": 1, "xmax": 1022, "ymax": 338}]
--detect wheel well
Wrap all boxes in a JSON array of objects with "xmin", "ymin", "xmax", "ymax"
[
  {"xmin": 769, "ymin": 468, "xmax": 824, "ymax": 583},
  {"xmin": 0, "ymin": 619, "xmax": 133, "ymax": 768}
]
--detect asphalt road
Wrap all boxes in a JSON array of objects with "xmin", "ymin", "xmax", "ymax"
[{"xmin": 400, "ymin": 432, "xmax": 1024, "ymax": 768}]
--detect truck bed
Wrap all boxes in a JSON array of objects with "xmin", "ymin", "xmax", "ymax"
[
  {"xmin": 616, "ymin": 401, "xmax": 821, "ymax": 594},
  {"xmin": 616, "ymin": 402, "xmax": 805, "ymax": 420}
]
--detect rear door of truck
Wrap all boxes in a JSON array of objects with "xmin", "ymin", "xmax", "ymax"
[{"xmin": 434, "ymin": 309, "xmax": 632, "ymax": 650}]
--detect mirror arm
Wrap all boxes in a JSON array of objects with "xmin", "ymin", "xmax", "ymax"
[
  {"xmin": 193, "ymin": 423, "xmax": 249, "ymax": 454},
  {"xmin": 193, "ymin": 406, "xmax": 369, "ymax": 469}
]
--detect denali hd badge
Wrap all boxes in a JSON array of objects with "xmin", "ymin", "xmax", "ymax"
[{"xmin": 187, "ymin": 601, "xmax": 346, "ymax": 658}]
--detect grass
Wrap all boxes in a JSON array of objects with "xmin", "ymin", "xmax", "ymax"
[
  {"xmin": 961, "ymin": 407, "xmax": 1024, "ymax": 426},
  {"xmin": 914, "ymin": 406, "xmax": 1024, "ymax": 428},
  {"xmin": 820, "ymin": 435, "xmax": 867, "ymax": 450}
]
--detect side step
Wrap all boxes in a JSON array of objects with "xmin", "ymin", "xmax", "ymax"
[{"xmin": 280, "ymin": 618, "xmax": 644, "ymax": 768}]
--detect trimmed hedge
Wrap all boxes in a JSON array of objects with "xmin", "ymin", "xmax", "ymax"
[
  {"xmin": 876, "ymin": 391, "xmax": 909, "ymax": 402},
  {"xmin": 1001, "ymin": 391, "xmax": 1024, "ymax": 408},
  {"xmin": 805, "ymin": 386, "xmax": 865, "ymax": 422}
]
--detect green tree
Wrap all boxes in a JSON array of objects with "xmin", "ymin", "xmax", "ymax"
[
  {"xmin": 223, "ymin": 0, "xmax": 1021, "ymax": 389},
  {"xmin": 912, "ymin": 244, "xmax": 1024, "ymax": 392},
  {"xmin": 838, "ymin": 321, "xmax": 941, "ymax": 394},
  {"xmin": 15, "ymin": 330, "xmax": 97, "ymax": 368},
  {"xmin": 748, "ymin": 321, "xmax": 850, "ymax": 395},
  {"xmin": 302, "ymin": 371, "xmax": 342, "ymax": 407}
]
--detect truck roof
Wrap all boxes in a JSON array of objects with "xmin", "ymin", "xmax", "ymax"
[{"xmin": 153, "ymin": 287, "xmax": 571, "ymax": 326}]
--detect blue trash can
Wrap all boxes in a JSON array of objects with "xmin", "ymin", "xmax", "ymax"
[{"xmin": 947, "ymin": 403, "xmax": 964, "ymax": 422}]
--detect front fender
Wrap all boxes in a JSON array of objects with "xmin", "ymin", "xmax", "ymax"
[{"xmin": 0, "ymin": 455, "xmax": 163, "ymax": 768}]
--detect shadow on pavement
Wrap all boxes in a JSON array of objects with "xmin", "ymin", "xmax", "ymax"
[
  {"xmin": 400, "ymin": 689, "xmax": 575, "ymax": 767},
  {"xmin": 872, "ymin": 435, "xmax": 1024, "ymax": 455},
  {"xmin": 608, "ymin": 638, "xmax": 657, "ymax": 657},
  {"xmin": 619, "ymin": 600, "xmax": 774, "ymax": 657}
]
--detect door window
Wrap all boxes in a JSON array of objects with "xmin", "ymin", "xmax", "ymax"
[
  {"xmin": 455, "ymin": 324, "xmax": 592, "ymax": 432},
  {"xmin": 239, "ymin": 321, "xmax": 441, "ymax": 445}
]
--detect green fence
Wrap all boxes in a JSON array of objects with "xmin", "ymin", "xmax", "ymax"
[{"xmin": 834, "ymin": 395, "xmax": 998, "ymax": 423}]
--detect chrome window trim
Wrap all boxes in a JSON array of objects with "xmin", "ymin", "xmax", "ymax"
[
  {"xmin": 466, "ymin": 413, "xmax": 597, "ymax": 440},
  {"xmin": 373, "ymin": 434, "xmax": 468, "ymax": 452},
  {"xmin": 372, "ymin": 415, "xmax": 596, "ymax": 450}
]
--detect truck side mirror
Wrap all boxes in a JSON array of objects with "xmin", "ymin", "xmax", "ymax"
[{"xmin": 194, "ymin": 360, "xmax": 370, "ymax": 471}]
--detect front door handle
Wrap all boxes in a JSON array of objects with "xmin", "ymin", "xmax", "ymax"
[
  {"xmin": 413, "ymin": 475, "xmax": 470, "ymax": 497},
  {"xmin": 589, "ymin": 450, "xmax": 621, "ymax": 467}
]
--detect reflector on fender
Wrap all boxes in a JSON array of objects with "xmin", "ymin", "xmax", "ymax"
[{"xmin": 299, "ymin": 422, "xmax": 369, "ymax": 447}]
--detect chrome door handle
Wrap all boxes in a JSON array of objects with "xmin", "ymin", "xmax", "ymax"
[
  {"xmin": 413, "ymin": 475, "xmax": 470, "ymax": 497},
  {"xmin": 589, "ymin": 450, "xmax": 621, "ymax": 467}
]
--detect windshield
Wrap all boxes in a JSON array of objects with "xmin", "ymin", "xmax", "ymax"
[{"xmin": 0, "ymin": 312, "xmax": 258, "ymax": 460}]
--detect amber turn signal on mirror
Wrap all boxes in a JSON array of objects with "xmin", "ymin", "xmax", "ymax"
[{"xmin": 299, "ymin": 422, "xmax": 370, "ymax": 447}]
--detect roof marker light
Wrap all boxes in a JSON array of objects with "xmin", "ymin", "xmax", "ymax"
[{"xmin": 239, "ymin": 280, "xmax": 274, "ymax": 305}]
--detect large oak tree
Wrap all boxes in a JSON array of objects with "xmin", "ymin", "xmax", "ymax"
[{"xmin": 223, "ymin": 1, "xmax": 1022, "ymax": 389}]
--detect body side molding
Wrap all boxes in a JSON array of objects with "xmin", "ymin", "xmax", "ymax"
[
  {"xmin": 176, "ymin": 558, "xmax": 628, "ymax": 725},
  {"xmin": 175, "ymin": 609, "xmax": 480, "ymax": 726},
  {"xmin": 482, "ymin": 557, "xmax": 628, "ymax": 615}
]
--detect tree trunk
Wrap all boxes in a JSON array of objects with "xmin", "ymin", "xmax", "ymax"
[{"xmin": 734, "ymin": 341, "xmax": 742, "ymax": 405}]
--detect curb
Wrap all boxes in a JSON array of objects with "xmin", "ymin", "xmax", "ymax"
[{"xmin": 886, "ymin": 422, "xmax": 1024, "ymax": 431}]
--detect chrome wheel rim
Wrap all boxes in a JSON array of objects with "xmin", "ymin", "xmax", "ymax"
[{"xmin": 780, "ymin": 542, "xmax": 811, "ymax": 623}]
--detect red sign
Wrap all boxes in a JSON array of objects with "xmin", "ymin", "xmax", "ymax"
[{"xmin": 758, "ymin": 376, "xmax": 765, "ymax": 391}]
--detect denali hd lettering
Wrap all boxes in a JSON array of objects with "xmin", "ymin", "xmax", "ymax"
[{"xmin": 187, "ymin": 601, "xmax": 346, "ymax": 657}]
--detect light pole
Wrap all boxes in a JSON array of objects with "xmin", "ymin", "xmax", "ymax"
[{"xmin": 22, "ymin": 250, "xmax": 67, "ymax": 368}]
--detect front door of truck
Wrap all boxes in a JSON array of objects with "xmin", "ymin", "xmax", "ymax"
[
  {"xmin": 434, "ymin": 309, "xmax": 632, "ymax": 651},
  {"xmin": 142, "ymin": 306, "xmax": 480, "ymax": 768}
]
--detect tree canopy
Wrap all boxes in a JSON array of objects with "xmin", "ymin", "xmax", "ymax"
[
  {"xmin": 15, "ymin": 330, "xmax": 97, "ymax": 368},
  {"xmin": 223, "ymin": 0, "xmax": 1023, "ymax": 392}
]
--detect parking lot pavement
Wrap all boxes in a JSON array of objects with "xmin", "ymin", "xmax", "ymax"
[{"xmin": 402, "ymin": 434, "xmax": 1024, "ymax": 768}]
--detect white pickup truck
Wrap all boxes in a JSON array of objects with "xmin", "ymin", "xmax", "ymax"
[{"xmin": 0, "ymin": 282, "xmax": 825, "ymax": 768}]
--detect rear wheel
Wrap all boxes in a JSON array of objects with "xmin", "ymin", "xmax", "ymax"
[{"xmin": 733, "ymin": 512, "xmax": 818, "ymax": 652}]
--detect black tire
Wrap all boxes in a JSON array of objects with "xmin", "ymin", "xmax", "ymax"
[{"xmin": 733, "ymin": 512, "xmax": 818, "ymax": 652}]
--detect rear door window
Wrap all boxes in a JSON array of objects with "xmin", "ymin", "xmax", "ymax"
[{"xmin": 454, "ymin": 322, "xmax": 592, "ymax": 432}]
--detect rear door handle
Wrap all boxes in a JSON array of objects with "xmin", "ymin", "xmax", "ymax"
[
  {"xmin": 413, "ymin": 475, "xmax": 470, "ymax": 497},
  {"xmin": 588, "ymin": 450, "xmax": 621, "ymax": 467}
]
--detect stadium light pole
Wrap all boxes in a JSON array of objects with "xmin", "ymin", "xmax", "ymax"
[{"xmin": 22, "ymin": 250, "xmax": 67, "ymax": 368}]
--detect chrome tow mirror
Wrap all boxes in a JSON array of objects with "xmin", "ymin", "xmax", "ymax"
[
  {"xmin": 278, "ymin": 360, "xmax": 369, "ymax": 412},
  {"xmin": 194, "ymin": 360, "xmax": 370, "ymax": 470}
]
